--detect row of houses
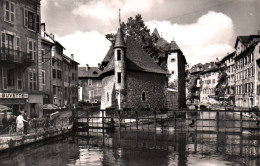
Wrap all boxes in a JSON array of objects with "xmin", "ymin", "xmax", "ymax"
[
  {"xmin": 187, "ymin": 32, "xmax": 260, "ymax": 108},
  {"xmin": 0, "ymin": 0, "xmax": 79, "ymax": 118}
]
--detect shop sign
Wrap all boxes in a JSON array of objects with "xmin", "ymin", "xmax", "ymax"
[{"xmin": 0, "ymin": 93, "xmax": 28, "ymax": 99}]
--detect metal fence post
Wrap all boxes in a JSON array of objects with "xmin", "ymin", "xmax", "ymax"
[
  {"xmin": 154, "ymin": 111, "xmax": 156, "ymax": 130},
  {"xmin": 240, "ymin": 111, "xmax": 243, "ymax": 132},
  {"xmin": 102, "ymin": 109, "xmax": 104, "ymax": 134},
  {"xmin": 216, "ymin": 111, "xmax": 219, "ymax": 132}
]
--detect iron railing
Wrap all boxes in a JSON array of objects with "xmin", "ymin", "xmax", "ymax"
[
  {"xmin": 0, "ymin": 47, "xmax": 34, "ymax": 65},
  {"xmin": 0, "ymin": 116, "xmax": 72, "ymax": 136},
  {"xmin": 73, "ymin": 108, "xmax": 260, "ymax": 134}
]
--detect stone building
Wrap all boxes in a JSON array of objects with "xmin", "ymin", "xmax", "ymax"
[
  {"xmin": 41, "ymin": 24, "xmax": 79, "ymax": 107},
  {"xmin": 100, "ymin": 28, "xmax": 168, "ymax": 111},
  {"xmin": 0, "ymin": 0, "xmax": 43, "ymax": 117},
  {"xmin": 78, "ymin": 65, "xmax": 102, "ymax": 104},
  {"xmin": 152, "ymin": 28, "xmax": 187, "ymax": 109},
  {"xmin": 200, "ymin": 62, "xmax": 220, "ymax": 105},
  {"xmin": 234, "ymin": 34, "xmax": 260, "ymax": 108}
]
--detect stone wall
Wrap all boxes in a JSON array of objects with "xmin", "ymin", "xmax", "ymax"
[
  {"xmin": 101, "ymin": 75, "xmax": 117, "ymax": 109},
  {"xmin": 125, "ymin": 70, "xmax": 167, "ymax": 112},
  {"xmin": 177, "ymin": 53, "xmax": 187, "ymax": 108}
]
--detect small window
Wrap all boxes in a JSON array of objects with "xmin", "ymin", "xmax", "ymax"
[
  {"xmin": 141, "ymin": 91, "xmax": 146, "ymax": 102},
  {"xmin": 88, "ymin": 79, "xmax": 92, "ymax": 86},
  {"xmin": 53, "ymin": 69, "xmax": 56, "ymax": 78},
  {"xmin": 107, "ymin": 93, "xmax": 109, "ymax": 102},
  {"xmin": 117, "ymin": 50, "xmax": 121, "ymax": 61},
  {"xmin": 171, "ymin": 58, "xmax": 175, "ymax": 62},
  {"xmin": 171, "ymin": 71, "xmax": 174, "ymax": 74},
  {"xmin": 42, "ymin": 70, "xmax": 45, "ymax": 84},
  {"xmin": 117, "ymin": 72, "xmax": 121, "ymax": 83},
  {"xmin": 41, "ymin": 50, "xmax": 45, "ymax": 62}
]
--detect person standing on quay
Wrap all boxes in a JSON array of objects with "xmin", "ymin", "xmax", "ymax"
[
  {"xmin": 16, "ymin": 112, "xmax": 28, "ymax": 135},
  {"xmin": 23, "ymin": 111, "xmax": 28, "ymax": 135}
]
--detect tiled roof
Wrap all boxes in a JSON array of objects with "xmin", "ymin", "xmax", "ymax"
[
  {"xmin": 102, "ymin": 46, "xmax": 114, "ymax": 63},
  {"xmin": 62, "ymin": 54, "xmax": 79, "ymax": 64},
  {"xmin": 168, "ymin": 41, "xmax": 180, "ymax": 51},
  {"xmin": 220, "ymin": 51, "xmax": 235, "ymax": 62},
  {"xmin": 102, "ymin": 36, "xmax": 167, "ymax": 75},
  {"xmin": 235, "ymin": 35, "xmax": 260, "ymax": 48},
  {"xmin": 238, "ymin": 36, "xmax": 250, "ymax": 43},
  {"xmin": 114, "ymin": 28, "xmax": 126, "ymax": 48},
  {"xmin": 78, "ymin": 67, "xmax": 102, "ymax": 78}
]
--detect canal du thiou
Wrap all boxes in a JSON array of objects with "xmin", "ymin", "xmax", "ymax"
[{"xmin": 0, "ymin": 0, "xmax": 260, "ymax": 165}]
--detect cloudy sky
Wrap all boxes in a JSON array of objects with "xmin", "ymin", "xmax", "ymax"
[{"xmin": 41, "ymin": 0, "xmax": 260, "ymax": 67}]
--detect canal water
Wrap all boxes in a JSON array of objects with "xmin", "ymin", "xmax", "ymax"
[{"xmin": 0, "ymin": 130, "xmax": 260, "ymax": 166}]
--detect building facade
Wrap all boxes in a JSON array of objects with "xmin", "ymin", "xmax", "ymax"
[
  {"xmin": 0, "ymin": 0, "xmax": 44, "ymax": 117},
  {"xmin": 100, "ymin": 28, "xmax": 168, "ymax": 111},
  {"xmin": 78, "ymin": 65, "xmax": 102, "ymax": 104},
  {"xmin": 234, "ymin": 35, "xmax": 260, "ymax": 108},
  {"xmin": 41, "ymin": 24, "xmax": 79, "ymax": 107},
  {"xmin": 220, "ymin": 52, "xmax": 235, "ymax": 105},
  {"xmin": 200, "ymin": 63, "xmax": 220, "ymax": 105},
  {"xmin": 152, "ymin": 29, "xmax": 187, "ymax": 109}
]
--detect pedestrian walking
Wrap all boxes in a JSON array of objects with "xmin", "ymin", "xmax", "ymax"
[{"xmin": 16, "ymin": 112, "xmax": 28, "ymax": 135}]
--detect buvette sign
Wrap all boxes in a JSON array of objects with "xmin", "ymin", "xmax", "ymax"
[{"xmin": 0, "ymin": 93, "xmax": 28, "ymax": 98}]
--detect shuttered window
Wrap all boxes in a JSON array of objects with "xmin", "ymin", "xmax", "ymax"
[
  {"xmin": 17, "ymin": 71, "xmax": 23, "ymax": 90},
  {"xmin": 4, "ymin": 1, "xmax": 15, "ymax": 23}
]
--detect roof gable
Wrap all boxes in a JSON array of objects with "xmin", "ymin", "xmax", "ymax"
[
  {"xmin": 101, "ymin": 36, "xmax": 167, "ymax": 75},
  {"xmin": 78, "ymin": 67, "xmax": 102, "ymax": 78}
]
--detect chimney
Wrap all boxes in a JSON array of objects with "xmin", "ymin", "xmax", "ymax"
[
  {"xmin": 50, "ymin": 33, "xmax": 55, "ymax": 39},
  {"xmin": 86, "ymin": 64, "xmax": 89, "ymax": 71},
  {"xmin": 71, "ymin": 54, "xmax": 74, "ymax": 60}
]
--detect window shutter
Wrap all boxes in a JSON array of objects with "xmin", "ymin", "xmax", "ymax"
[
  {"xmin": 1, "ymin": 32, "xmax": 6, "ymax": 50},
  {"xmin": 33, "ymin": 72, "xmax": 37, "ymax": 90},
  {"xmin": 16, "ymin": 36, "xmax": 20, "ymax": 60},
  {"xmin": 10, "ymin": 2, "xmax": 15, "ymax": 22},
  {"xmin": 2, "ymin": 68, "xmax": 7, "ymax": 90},
  {"xmin": 5, "ymin": 1, "xmax": 10, "ymax": 21},
  {"xmin": 24, "ymin": 9, "xmax": 28, "ymax": 27},
  {"xmin": 27, "ymin": 39, "xmax": 30, "ymax": 59},
  {"xmin": 4, "ymin": 2, "xmax": 6, "ymax": 21},
  {"xmin": 17, "ymin": 71, "xmax": 23, "ymax": 90},
  {"xmin": 1, "ymin": 32, "xmax": 6, "ymax": 58},
  {"xmin": 34, "ymin": 41, "xmax": 37, "ymax": 61}
]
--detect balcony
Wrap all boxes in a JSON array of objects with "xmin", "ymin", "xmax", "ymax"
[{"xmin": 0, "ymin": 47, "xmax": 34, "ymax": 67}]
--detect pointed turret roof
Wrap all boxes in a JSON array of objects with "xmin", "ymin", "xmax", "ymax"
[
  {"xmin": 114, "ymin": 28, "xmax": 126, "ymax": 48},
  {"xmin": 101, "ymin": 36, "xmax": 167, "ymax": 76},
  {"xmin": 152, "ymin": 28, "xmax": 160, "ymax": 38}
]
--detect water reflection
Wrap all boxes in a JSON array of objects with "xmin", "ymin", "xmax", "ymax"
[{"xmin": 0, "ymin": 130, "xmax": 260, "ymax": 166}]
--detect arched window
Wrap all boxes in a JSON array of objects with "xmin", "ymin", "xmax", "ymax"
[
  {"xmin": 107, "ymin": 93, "xmax": 109, "ymax": 102},
  {"xmin": 141, "ymin": 91, "xmax": 146, "ymax": 102}
]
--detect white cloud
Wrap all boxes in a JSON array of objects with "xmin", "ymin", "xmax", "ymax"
[
  {"xmin": 146, "ymin": 11, "xmax": 236, "ymax": 65},
  {"xmin": 72, "ymin": 0, "xmax": 164, "ymax": 20},
  {"xmin": 57, "ymin": 31, "xmax": 111, "ymax": 67}
]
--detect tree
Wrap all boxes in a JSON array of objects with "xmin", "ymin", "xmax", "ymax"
[
  {"xmin": 106, "ymin": 14, "xmax": 163, "ymax": 64},
  {"xmin": 187, "ymin": 74, "xmax": 200, "ymax": 103},
  {"xmin": 215, "ymin": 68, "xmax": 228, "ymax": 101}
]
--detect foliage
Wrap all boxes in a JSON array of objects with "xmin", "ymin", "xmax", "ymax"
[
  {"xmin": 106, "ymin": 14, "xmax": 166, "ymax": 66},
  {"xmin": 215, "ymin": 68, "xmax": 228, "ymax": 100},
  {"xmin": 186, "ymin": 74, "xmax": 200, "ymax": 103}
]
